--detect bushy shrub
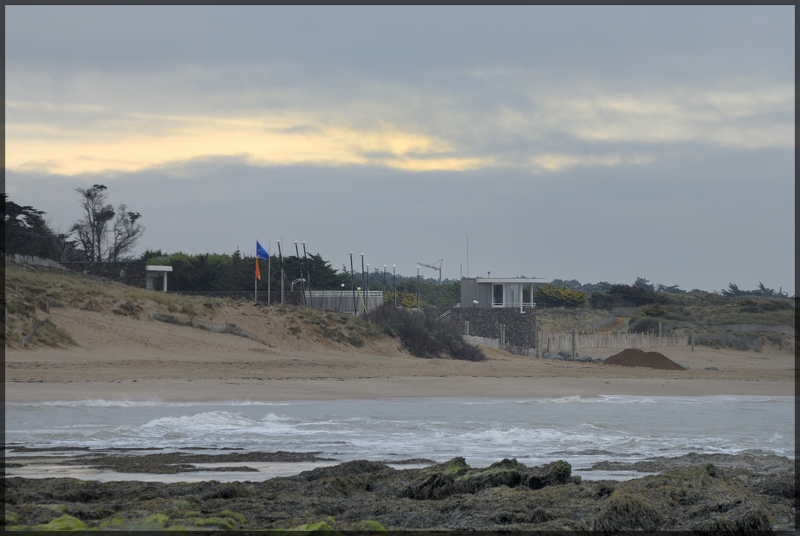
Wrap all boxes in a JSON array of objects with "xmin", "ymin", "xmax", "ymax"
[
  {"xmin": 639, "ymin": 304, "xmax": 667, "ymax": 317},
  {"xmin": 366, "ymin": 306, "xmax": 485, "ymax": 361},
  {"xmin": 626, "ymin": 317, "xmax": 662, "ymax": 334},
  {"xmin": 534, "ymin": 285, "xmax": 587, "ymax": 308},
  {"xmin": 589, "ymin": 284, "xmax": 667, "ymax": 309}
]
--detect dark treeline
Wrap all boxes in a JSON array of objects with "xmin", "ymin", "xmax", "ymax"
[
  {"xmin": 140, "ymin": 249, "xmax": 461, "ymax": 308},
  {"xmin": 6, "ymin": 194, "xmax": 791, "ymax": 304}
]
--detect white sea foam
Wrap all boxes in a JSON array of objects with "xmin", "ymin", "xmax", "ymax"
[{"xmin": 5, "ymin": 396, "xmax": 794, "ymax": 471}]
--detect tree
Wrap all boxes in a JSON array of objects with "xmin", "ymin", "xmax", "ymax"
[
  {"xmin": 70, "ymin": 185, "xmax": 144, "ymax": 262},
  {"xmin": 3, "ymin": 194, "xmax": 80, "ymax": 261},
  {"xmin": 534, "ymin": 285, "xmax": 587, "ymax": 308},
  {"xmin": 633, "ymin": 277, "xmax": 655, "ymax": 292}
]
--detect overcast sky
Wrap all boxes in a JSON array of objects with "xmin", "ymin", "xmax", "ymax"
[{"xmin": 5, "ymin": 6, "xmax": 795, "ymax": 294}]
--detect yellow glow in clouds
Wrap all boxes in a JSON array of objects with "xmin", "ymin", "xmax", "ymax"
[{"xmin": 5, "ymin": 111, "xmax": 491, "ymax": 175}]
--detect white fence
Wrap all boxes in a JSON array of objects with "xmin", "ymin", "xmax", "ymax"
[
  {"xmin": 463, "ymin": 335, "xmax": 501, "ymax": 349},
  {"xmin": 541, "ymin": 333, "xmax": 688, "ymax": 353},
  {"xmin": 5, "ymin": 254, "xmax": 65, "ymax": 269},
  {"xmin": 306, "ymin": 290, "xmax": 383, "ymax": 313},
  {"xmin": 463, "ymin": 332, "xmax": 687, "ymax": 355}
]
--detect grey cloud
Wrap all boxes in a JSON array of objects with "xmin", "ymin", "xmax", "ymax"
[
  {"xmin": 7, "ymin": 144, "xmax": 794, "ymax": 295},
  {"xmin": 7, "ymin": 6, "xmax": 793, "ymax": 83}
]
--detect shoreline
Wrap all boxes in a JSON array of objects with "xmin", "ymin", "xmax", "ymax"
[{"xmin": 5, "ymin": 376, "xmax": 794, "ymax": 403}]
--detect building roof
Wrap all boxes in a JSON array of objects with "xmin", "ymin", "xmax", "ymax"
[{"xmin": 145, "ymin": 265, "xmax": 173, "ymax": 272}]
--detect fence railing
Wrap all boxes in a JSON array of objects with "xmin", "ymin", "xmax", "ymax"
[
  {"xmin": 19, "ymin": 318, "xmax": 55, "ymax": 348},
  {"xmin": 541, "ymin": 333, "xmax": 688, "ymax": 353},
  {"xmin": 694, "ymin": 333, "xmax": 762, "ymax": 351},
  {"xmin": 5, "ymin": 254, "xmax": 65, "ymax": 269},
  {"xmin": 149, "ymin": 311, "xmax": 267, "ymax": 345},
  {"xmin": 463, "ymin": 332, "xmax": 688, "ymax": 355},
  {"xmin": 587, "ymin": 315, "xmax": 616, "ymax": 330},
  {"xmin": 170, "ymin": 289, "xmax": 384, "ymax": 313},
  {"xmin": 711, "ymin": 324, "xmax": 795, "ymax": 335}
]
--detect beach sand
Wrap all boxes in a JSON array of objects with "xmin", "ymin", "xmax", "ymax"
[{"xmin": 5, "ymin": 304, "xmax": 795, "ymax": 402}]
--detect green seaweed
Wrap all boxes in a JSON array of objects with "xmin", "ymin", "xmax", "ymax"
[
  {"xmin": 31, "ymin": 514, "xmax": 88, "ymax": 531},
  {"xmin": 357, "ymin": 520, "xmax": 388, "ymax": 531},
  {"xmin": 98, "ymin": 517, "xmax": 127, "ymax": 529},
  {"xmin": 219, "ymin": 510, "xmax": 246, "ymax": 524},
  {"xmin": 4, "ymin": 512, "xmax": 20, "ymax": 525},
  {"xmin": 144, "ymin": 513, "xmax": 170, "ymax": 527},
  {"xmin": 194, "ymin": 516, "xmax": 241, "ymax": 530}
]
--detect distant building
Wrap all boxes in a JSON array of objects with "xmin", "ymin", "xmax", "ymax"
[
  {"xmin": 460, "ymin": 277, "xmax": 545, "ymax": 310},
  {"xmin": 146, "ymin": 265, "xmax": 172, "ymax": 291}
]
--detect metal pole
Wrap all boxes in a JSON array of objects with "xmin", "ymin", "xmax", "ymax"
[
  {"xmin": 277, "ymin": 240, "xmax": 285, "ymax": 305},
  {"xmin": 417, "ymin": 265, "xmax": 420, "ymax": 309},
  {"xmin": 366, "ymin": 263, "xmax": 370, "ymax": 312},
  {"xmin": 360, "ymin": 254, "xmax": 366, "ymax": 315},
  {"xmin": 302, "ymin": 242, "xmax": 312, "ymax": 308},
  {"xmin": 294, "ymin": 241, "xmax": 304, "ymax": 307},
  {"xmin": 338, "ymin": 283, "xmax": 345, "ymax": 313},
  {"xmin": 382, "ymin": 265, "xmax": 386, "ymax": 306},
  {"xmin": 267, "ymin": 242, "xmax": 271, "ymax": 305},
  {"xmin": 393, "ymin": 265, "xmax": 396, "ymax": 306},
  {"xmin": 349, "ymin": 252, "xmax": 356, "ymax": 316},
  {"xmin": 571, "ymin": 329, "xmax": 576, "ymax": 360}
]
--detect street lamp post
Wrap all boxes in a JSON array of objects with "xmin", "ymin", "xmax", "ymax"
[
  {"xmin": 349, "ymin": 252, "xmax": 356, "ymax": 316},
  {"xmin": 293, "ymin": 241, "xmax": 304, "ymax": 306},
  {"xmin": 471, "ymin": 299, "xmax": 479, "ymax": 335},
  {"xmin": 276, "ymin": 240, "xmax": 285, "ymax": 305},
  {"xmin": 360, "ymin": 254, "xmax": 366, "ymax": 315},
  {"xmin": 416, "ymin": 265, "xmax": 421, "ymax": 309},
  {"xmin": 302, "ymin": 241, "xmax": 311, "ymax": 308},
  {"xmin": 291, "ymin": 278, "xmax": 306, "ymax": 291},
  {"xmin": 338, "ymin": 283, "xmax": 345, "ymax": 313}
]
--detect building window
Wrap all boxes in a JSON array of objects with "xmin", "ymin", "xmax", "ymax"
[{"xmin": 493, "ymin": 284, "xmax": 504, "ymax": 306}]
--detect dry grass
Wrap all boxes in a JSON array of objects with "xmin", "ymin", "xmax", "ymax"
[
  {"xmin": 3, "ymin": 262, "xmax": 233, "ymax": 349},
  {"xmin": 536, "ymin": 308, "xmax": 614, "ymax": 334}
]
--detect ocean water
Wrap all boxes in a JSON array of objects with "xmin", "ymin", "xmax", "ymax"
[{"xmin": 4, "ymin": 395, "xmax": 794, "ymax": 482}]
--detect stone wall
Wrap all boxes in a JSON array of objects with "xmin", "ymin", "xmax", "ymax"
[
  {"xmin": 62, "ymin": 262, "xmax": 147, "ymax": 288},
  {"xmin": 431, "ymin": 307, "xmax": 537, "ymax": 348}
]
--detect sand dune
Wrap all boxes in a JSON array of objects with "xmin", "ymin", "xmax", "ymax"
[{"xmin": 5, "ymin": 302, "xmax": 795, "ymax": 402}]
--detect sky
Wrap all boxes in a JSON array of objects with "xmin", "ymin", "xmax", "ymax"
[{"xmin": 5, "ymin": 6, "xmax": 795, "ymax": 294}]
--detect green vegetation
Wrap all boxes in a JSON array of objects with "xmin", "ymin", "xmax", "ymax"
[
  {"xmin": 367, "ymin": 306, "xmax": 485, "ymax": 361},
  {"xmin": 4, "ymin": 194, "xmax": 80, "ymax": 261},
  {"xmin": 534, "ymin": 284, "xmax": 587, "ymax": 308},
  {"xmin": 3, "ymin": 261, "xmax": 223, "ymax": 349}
]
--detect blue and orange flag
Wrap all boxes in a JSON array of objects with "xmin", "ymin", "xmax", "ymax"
[{"xmin": 255, "ymin": 241, "xmax": 269, "ymax": 281}]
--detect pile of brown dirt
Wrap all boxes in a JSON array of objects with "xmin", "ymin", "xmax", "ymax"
[{"xmin": 602, "ymin": 349, "xmax": 685, "ymax": 370}]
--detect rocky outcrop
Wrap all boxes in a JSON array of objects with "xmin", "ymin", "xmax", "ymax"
[{"xmin": 4, "ymin": 454, "xmax": 794, "ymax": 531}]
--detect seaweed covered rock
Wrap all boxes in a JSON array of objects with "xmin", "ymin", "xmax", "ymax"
[
  {"xmin": 3, "ymin": 456, "xmax": 791, "ymax": 531},
  {"xmin": 592, "ymin": 463, "xmax": 773, "ymax": 532},
  {"xmin": 402, "ymin": 458, "xmax": 573, "ymax": 500}
]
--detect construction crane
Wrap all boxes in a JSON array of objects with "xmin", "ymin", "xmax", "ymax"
[{"xmin": 417, "ymin": 260, "xmax": 443, "ymax": 285}]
